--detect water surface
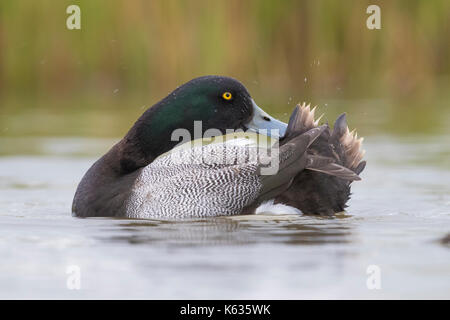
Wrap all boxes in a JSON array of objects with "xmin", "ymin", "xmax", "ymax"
[{"xmin": 0, "ymin": 136, "xmax": 449, "ymax": 299}]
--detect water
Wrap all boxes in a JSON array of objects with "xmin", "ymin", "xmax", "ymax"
[{"xmin": 0, "ymin": 136, "xmax": 449, "ymax": 299}]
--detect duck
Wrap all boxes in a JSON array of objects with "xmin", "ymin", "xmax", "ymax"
[{"xmin": 72, "ymin": 75, "xmax": 365, "ymax": 219}]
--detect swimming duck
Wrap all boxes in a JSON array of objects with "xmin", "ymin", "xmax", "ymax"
[{"xmin": 72, "ymin": 75, "xmax": 365, "ymax": 219}]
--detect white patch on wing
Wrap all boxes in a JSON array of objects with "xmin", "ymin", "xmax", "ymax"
[{"xmin": 255, "ymin": 199, "xmax": 302, "ymax": 215}]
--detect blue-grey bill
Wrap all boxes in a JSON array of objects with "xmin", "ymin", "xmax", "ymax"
[{"xmin": 245, "ymin": 100, "xmax": 287, "ymax": 138}]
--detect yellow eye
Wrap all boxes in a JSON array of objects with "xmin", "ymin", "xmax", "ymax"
[{"xmin": 222, "ymin": 92, "xmax": 232, "ymax": 100}]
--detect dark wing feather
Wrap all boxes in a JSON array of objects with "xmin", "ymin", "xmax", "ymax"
[
  {"xmin": 306, "ymin": 155, "xmax": 361, "ymax": 181},
  {"xmin": 256, "ymin": 125, "xmax": 327, "ymax": 203},
  {"xmin": 274, "ymin": 103, "xmax": 366, "ymax": 215}
]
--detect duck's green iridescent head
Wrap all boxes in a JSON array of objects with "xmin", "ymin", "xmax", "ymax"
[{"xmin": 121, "ymin": 75, "xmax": 287, "ymax": 171}]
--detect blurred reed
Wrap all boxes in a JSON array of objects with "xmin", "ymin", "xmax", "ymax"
[{"xmin": 0, "ymin": 0, "xmax": 449, "ymax": 137}]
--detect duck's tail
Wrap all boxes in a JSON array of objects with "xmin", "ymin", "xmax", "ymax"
[
  {"xmin": 275, "ymin": 103, "xmax": 366, "ymax": 215},
  {"xmin": 282, "ymin": 102, "xmax": 366, "ymax": 180}
]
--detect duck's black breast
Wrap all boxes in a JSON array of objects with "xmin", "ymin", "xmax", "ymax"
[{"xmin": 72, "ymin": 142, "xmax": 142, "ymax": 217}]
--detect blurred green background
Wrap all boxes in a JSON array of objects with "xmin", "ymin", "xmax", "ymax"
[{"xmin": 0, "ymin": 0, "xmax": 449, "ymax": 139}]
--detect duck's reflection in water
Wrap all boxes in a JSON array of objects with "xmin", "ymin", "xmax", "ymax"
[{"xmin": 98, "ymin": 213, "xmax": 353, "ymax": 247}]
